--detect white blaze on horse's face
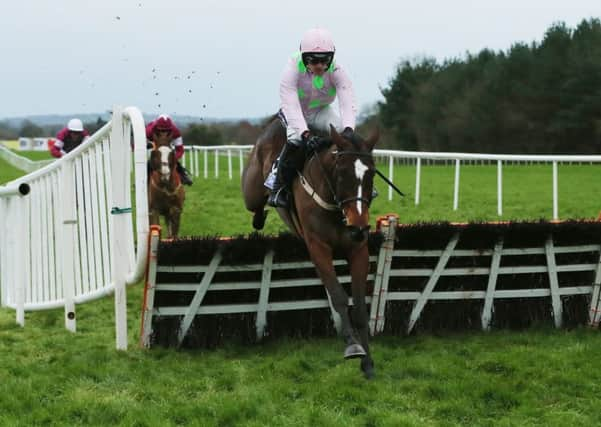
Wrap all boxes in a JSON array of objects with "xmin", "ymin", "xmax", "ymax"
[
  {"xmin": 158, "ymin": 146, "xmax": 171, "ymax": 181},
  {"xmin": 354, "ymin": 159, "xmax": 369, "ymax": 215}
]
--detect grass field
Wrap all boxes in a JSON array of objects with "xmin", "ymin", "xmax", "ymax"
[
  {"xmin": 1, "ymin": 153, "xmax": 601, "ymax": 426},
  {"xmin": 11, "ymin": 149, "xmax": 54, "ymax": 161},
  {"xmin": 177, "ymin": 157, "xmax": 601, "ymax": 236}
]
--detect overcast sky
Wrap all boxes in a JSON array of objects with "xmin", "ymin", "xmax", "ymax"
[{"xmin": 2, "ymin": 0, "xmax": 600, "ymax": 121}]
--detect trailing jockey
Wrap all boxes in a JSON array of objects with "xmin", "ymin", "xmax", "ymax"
[
  {"xmin": 49, "ymin": 118, "xmax": 90, "ymax": 158},
  {"xmin": 146, "ymin": 114, "xmax": 194, "ymax": 186}
]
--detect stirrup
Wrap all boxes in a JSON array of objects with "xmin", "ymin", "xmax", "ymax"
[{"xmin": 267, "ymin": 188, "xmax": 289, "ymax": 208}]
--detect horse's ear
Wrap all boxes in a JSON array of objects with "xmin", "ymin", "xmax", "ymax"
[
  {"xmin": 364, "ymin": 127, "xmax": 379, "ymax": 152},
  {"xmin": 330, "ymin": 124, "xmax": 353, "ymax": 151}
]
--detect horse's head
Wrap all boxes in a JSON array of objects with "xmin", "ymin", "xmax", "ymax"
[
  {"xmin": 149, "ymin": 144, "xmax": 177, "ymax": 184},
  {"xmin": 330, "ymin": 125, "xmax": 379, "ymax": 242}
]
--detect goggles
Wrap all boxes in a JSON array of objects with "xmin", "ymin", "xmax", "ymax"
[{"xmin": 303, "ymin": 52, "xmax": 334, "ymax": 66}]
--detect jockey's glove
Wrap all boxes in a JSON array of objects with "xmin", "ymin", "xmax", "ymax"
[
  {"xmin": 303, "ymin": 134, "xmax": 323, "ymax": 152},
  {"xmin": 341, "ymin": 127, "xmax": 354, "ymax": 140}
]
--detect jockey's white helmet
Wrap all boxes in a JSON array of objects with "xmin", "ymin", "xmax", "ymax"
[{"xmin": 67, "ymin": 118, "xmax": 84, "ymax": 132}]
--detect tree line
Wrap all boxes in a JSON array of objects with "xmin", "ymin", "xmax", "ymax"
[{"xmin": 377, "ymin": 18, "xmax": 601, "ymax": 154}]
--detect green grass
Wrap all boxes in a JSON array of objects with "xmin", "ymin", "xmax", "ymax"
[
  {"xmin": 177, "ymin": 159, "xmax": 601, "ymax": 236},
  {"xmin": 11, "ymin": 149, "xmax": 54, "ymax": 161},
  {"xmin": 0, "ymin": 157, "xmax": 29, "ymax": 184},
  {"xmin": 2, "ymin": 155, "xmax": 601, "ymax": 426}
]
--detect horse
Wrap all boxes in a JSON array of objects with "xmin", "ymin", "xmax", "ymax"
[
  {"xmin": 148, "ymin": 141, "xmax": 186, "ymax": 239},
  {"xmin": 242, "ymin": 118, "xmax": 379, "ymax": 379}
]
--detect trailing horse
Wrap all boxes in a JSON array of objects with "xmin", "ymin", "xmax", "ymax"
[
  {"xmin": 148, "ymin": 143, "xmax": 185, "ymax": 238},
  {"xmin": 242, "ymin": 118, "xmax": 378, "ymax": 379}
]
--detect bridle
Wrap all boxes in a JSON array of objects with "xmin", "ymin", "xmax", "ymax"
[{"xmin": 301, "ymin": 148, "xmax": 375, "ymax": 216}]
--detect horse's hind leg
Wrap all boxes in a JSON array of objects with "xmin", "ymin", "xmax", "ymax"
[
  {"xmin": 242, "ymin": 156, "xmax": 269, "ymax": 230},
  {"xmin": 306, "ymin": 237, "xmax": 365, "ymax": 359}
]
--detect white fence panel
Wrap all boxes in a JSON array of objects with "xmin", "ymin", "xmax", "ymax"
[{"xmin": 0, "ymin": 105, "xmax": 149, "ymax": 350}]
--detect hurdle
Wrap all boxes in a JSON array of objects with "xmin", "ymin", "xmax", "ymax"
[{"xmin": 140, "ymin": 216, "xmax": 601, "ymax": 348}]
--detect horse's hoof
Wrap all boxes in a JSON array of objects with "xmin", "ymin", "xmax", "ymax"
[
  {"xmin": 344, "ymin": 343, "xmax": 366, "ymax": 359},
  {"xmin": 252, "ymin": 210, "xmax": 268, "ymax": 230},
  {"xmin": 362, "ymin": 368, "xmax": 375, "ymax": 380}
]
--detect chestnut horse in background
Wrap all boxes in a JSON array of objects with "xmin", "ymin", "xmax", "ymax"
[
  {"xmin": 148, "ymin": 139, "xmax": 185, "ymax": 239},
  {"xmin": 242, "ymin": 118, "xmax": 378, "ymax": 379}
]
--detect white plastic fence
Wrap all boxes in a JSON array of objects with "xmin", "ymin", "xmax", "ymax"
[
  {"xmin": 183, "ymin": 145, "xmax": 252, "ymax": 180},
  {"xmin": 0, "ymin": 144, "xmax": 54, "ymax": 173},
  {"xmin": 0, "ymin": 105, "xmax": 149, "ymax": 350},
  {"xmin": 185, "ymin": 145, "xmax": 601, "ymax": 220}
]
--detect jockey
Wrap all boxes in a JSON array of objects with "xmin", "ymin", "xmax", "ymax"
[
  {"xmin": 146, "ymin": 114, "xmax": 193, "ymax": 186},
  {"xmin": 49, "ymin": 118, "xmax": 90, "ymax": 158},
  {"xmin": 267, "ymin": 27, "xmax": 357, "ymax": 208}
]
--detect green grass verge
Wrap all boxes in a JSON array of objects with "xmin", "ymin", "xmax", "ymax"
[
  {"xmin": 177, "ymin": 159, "xmax": 601, "ymax": 236},
  {"xmin": 11, "ymin": 149, "xmax": 54, "ymax": 161},
  {"xmin": 1, "ymin": 154, "xmax": 601, "ymax": 426}
]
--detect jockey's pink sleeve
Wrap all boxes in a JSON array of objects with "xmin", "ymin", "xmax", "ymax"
[
  {"xmin": 331, "ymin": 65, "xmax": 357, "ymax": 130},
  {"xmin": 280, "ymin": 57, "xmax": 309, "ymax": 136}
]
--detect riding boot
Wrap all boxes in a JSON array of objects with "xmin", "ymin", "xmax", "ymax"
[
  {"xmin": 267, "ymin": 141, "xmax": 304, "ymax": 208},
  {"xmin": 176, "ymin": 162, "xmax": 193, "ymax": 186}
]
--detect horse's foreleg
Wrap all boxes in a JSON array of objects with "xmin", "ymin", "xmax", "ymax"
[
  {"xmin": 167, "ymin": 207, "xmax": 182, "ymax": 238},
  {"xmin": 349, "ymin": 244, "xmax": 375, "ymax": 379},
  {"xmin": 306, "ymin": 237, "xmax": 365, "ymax": 359}
]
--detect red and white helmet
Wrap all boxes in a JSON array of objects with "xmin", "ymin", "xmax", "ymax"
[
  {"xmin": 155, "ymin": 114, "xmax": 173, "ymax": 131},
  {"xmin": 300, "ymin": 28, "xmax": 335, "ymax": 54}
]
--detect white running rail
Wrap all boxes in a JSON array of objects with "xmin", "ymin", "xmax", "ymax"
[
  {"xmin": 185, "ymin": 145, "xmax": 601, "ymax": 220},
  {"xmin": 0, "ymin": 144, "xmax": 54, "ymax": 173},
  {"xmin": 0, "ymin": 105, "xmax": 149, "ymax": 350}
]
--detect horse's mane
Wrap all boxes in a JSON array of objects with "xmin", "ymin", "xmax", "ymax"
[{"xmin": 260, "ymin": 114, "xmax": 281, "ymax": 129}]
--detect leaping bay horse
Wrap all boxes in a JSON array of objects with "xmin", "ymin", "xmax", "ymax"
[
  {"xmin": 148, "ymin": 141, "xmax": 185, "ymax": 238},
  {"xmin": 242, "ymin": 118, "xmax": 378, "ymax": 379}
]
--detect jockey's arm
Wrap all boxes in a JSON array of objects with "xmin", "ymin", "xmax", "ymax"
[
  {"xmin": 280, "ymin": 58, "xmax": 309, "ymax": 138},
  {"xmin": 172, "ymin": 136, "xmax": 184, "ymax": 160},
  {"xmin": 331, "ymin": 65, "xmax": 358, "ymax": 130},
  {"xmin": 50, "ymin": 139, "xmax": 66, "ymax": 158}
]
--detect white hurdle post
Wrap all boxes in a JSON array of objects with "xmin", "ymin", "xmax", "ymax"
[
  {"xmin": 109, "ymin": 105, "xmax": 130, "ymax": 350},
  {"xmin": 60, "ymin": 159, "xmax": 77, "ymax": 332}
]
